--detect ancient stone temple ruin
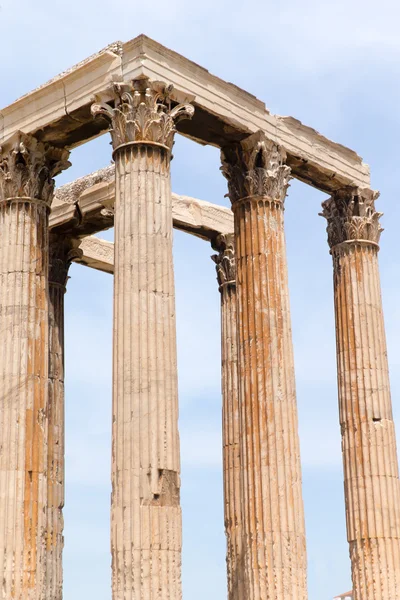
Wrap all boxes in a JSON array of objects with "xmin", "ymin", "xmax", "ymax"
[{"xmin": 0, "ymin": 34, "xmax": 399, "ymax": 600}]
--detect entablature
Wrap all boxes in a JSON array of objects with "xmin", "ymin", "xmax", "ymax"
[
  {"xmin": 50, "ymin": 166, "xmax": 234, "ymax": 243},
  {"xmin": 1, "ymin": 35, "xmax": 370, "ymax": 193}
]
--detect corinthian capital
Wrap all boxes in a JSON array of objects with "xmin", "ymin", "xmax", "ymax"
[
  {"xmin": 49, "ymin": 235, "xmax": 83, "ymax": 288},
  {"xmin": 320, "ymin": 187, "xmax": 382, "ymax": 249},
  {"xmin": 0, "ymin": 133, "xmax": 71, "ymax": 205},
  {"xmin": 211, "ymin": 233, "xmax": 236, "ymax": 289},
  {"xmin": 91, "ymin": 80, "xmax": 194, "ymax": 152},
  {"xmin": 221, "ymin": 131, "xmax": 291, "ymax": 204}
]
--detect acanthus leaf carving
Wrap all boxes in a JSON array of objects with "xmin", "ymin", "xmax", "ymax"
[
  {"xmin": 221, "ymin": 131, "xmax": 291, "ymax": 204},
  {"xmin": 320, "ymin": 187, "xmax": 382, "ymax": 249},
  {"xmin": 211, "ymin": 233, "xmax": 236, "ymax": 289},
  {"xmin": 0, "ymin": 133, "xmax": 71, "ymax": 204},
  {"xmin": 91, "ymin": 80, "xmax": 194, "ymax": 152}
]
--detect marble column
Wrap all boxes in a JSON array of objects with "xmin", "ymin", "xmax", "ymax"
[
  {"xmin": 0, "ymin": 133, "xmax": 70, "ymax": 600},
  {"xmin": 92, "ymin": 81, "xmax": 194, "ymax": 600},
  {"xmin": 46, "ymin": 235, "xmax": 81, "ymax": 599},
  {"xmin": 221, "ymin": 131, "xmax": 307, "ymax": 600},
  {"xmin": 212, "ymin": 233, "xmax": 243, "ymax": 600},
  {"xmin": 321, "ymin": 188, "xmax": 400, "ymax": 600}
]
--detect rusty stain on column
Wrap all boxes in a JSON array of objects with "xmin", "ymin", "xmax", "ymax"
[
  {"xmin": 0, "ymin": 133, "xmax": 70, "ymax": 599},
  {"xmin": 92, "ymin": 81, "xmax": 194, "ymax": 600},
  {"xmin": 46, "ymin": 235, "xmax": 82, "ymax": 599},
  {"xmin": 221, "ymin": 131, "xmax": 307, "ymax": 600},
  {"xmin": 321, "ymin": 188, "xmax": 400, "ymax": 600},
  {"xmin": 212, "ymin": 233, "xmax": 244, "ymax": 600}
]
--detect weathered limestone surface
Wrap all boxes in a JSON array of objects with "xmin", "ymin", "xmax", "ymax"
[
  {"xmin": 51, "ymin": 166, "xmax": 234, "ymax": 241},
  {"xmin": 212, "ymin": 234, "xmax": 243, "ymax": 600},
  {"xmin": 321, "ymin": 189, "xmax": 400, "ymax": 600},
  {"xmin": 1, "ymin": 36, "xmax": 369, "ymax": 192},
  {"xmin": 0, "ymin": 133, "xmax": 70, "ymax": 599},
  {"xmin": 75, "ymin": 235, "xmax": 114, "ymax": 274},
  {"xmin": 222, "ymin": 131, "xmax": 307, "ymax": 599},
  {"xmin": 92, "ymin": 80, "xmax": 193, "ymax": 600},
  {"xmin": 47, "ymin": 235, "xmax": 81, "ymax": 599},
  {"xmin": 62, "ymin": 185, "xmax": 233, "ymax": 273},
  {"xmin": 54, "ymin": 164, "xmax": 115, "ymax": 210},
  {"xmin": 64, "ymin": 186, "xmax": 234, "ymax": 274},
  {"xmin": 1, "ymin": 34, "xmax": 392, "ymax": 600}
]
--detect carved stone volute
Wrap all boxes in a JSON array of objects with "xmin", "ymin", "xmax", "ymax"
[
  {"xmin": 91, "ymin": 80, "xmax": 194, "ymax": 153},
  {"xmin": 320, "ymin": 187, "xmax": 382, "ymax": 249},
  {"xmin": 0, "ymin": 132, "xmax": 71, "ymax": 205},
  {"xmin": 221, "ymin": 131, "xmax": 291, "ymax": 204},
  {"xmin": 212, "ymin": 233, "xmax": 236, "ymax": 289}
]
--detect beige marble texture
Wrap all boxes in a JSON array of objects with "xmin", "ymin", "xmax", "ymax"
[
  {"xmin": 46, "ymin": 235, "xmax": 81, "ymax": 600},
  {"xmin": 0, "ymin": 34, "xmax": 395, "ymax": 600},
  {"xmin": 1, "ymin": 36, "xmax": 369, "ymax": 192},
  {"xmin": 222, "ymin": 131, "xmax": 307, "ymax": 600},
  {"xmin": 212, "ymin": 234, "xmax": 244, "ymax": 600},
  {"xmin": 0, "ymin": 133, "xmax": 70, "ymax": 599},
  {"xmin": 322, "ymin": 189, "xmax": 400, "ymax": 600},
  {"xmin": 91, "ymin": 81, "xmax": 194, "ymax": 600},
  {"xmin": 51, "ymin": 165, "xmax": 234, "ymax": 241}
]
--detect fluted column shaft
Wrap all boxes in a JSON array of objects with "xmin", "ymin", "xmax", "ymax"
[
  {"xmin": 92, "ymin": 81, "xmax": 194, "ymax": 600},
  {"xmin": 46, "ymin": 235, "xmax": 80, "ymax": 600},
  {"xmin": 222, "ymin": 132, "xmax": 307, "ymax": 600},
  {"xmin": 0, "ymin": 133, "xmax": 70, "ymax": 600},
  {"xmin": 321, "ymin": 189, "xmax": 400, "ymax": 600},
  {"xmin": 212, "ymin": 234, "xmax": 243, "ymax": 600},
  {"xmin": 113, "ymin": 142, "xmax": 181, "ymax": 599}
]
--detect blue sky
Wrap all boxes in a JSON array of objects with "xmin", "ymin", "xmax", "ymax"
[{"xmin": 2, "ymin": 1, "xmax": 400, "ymax": 598}]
